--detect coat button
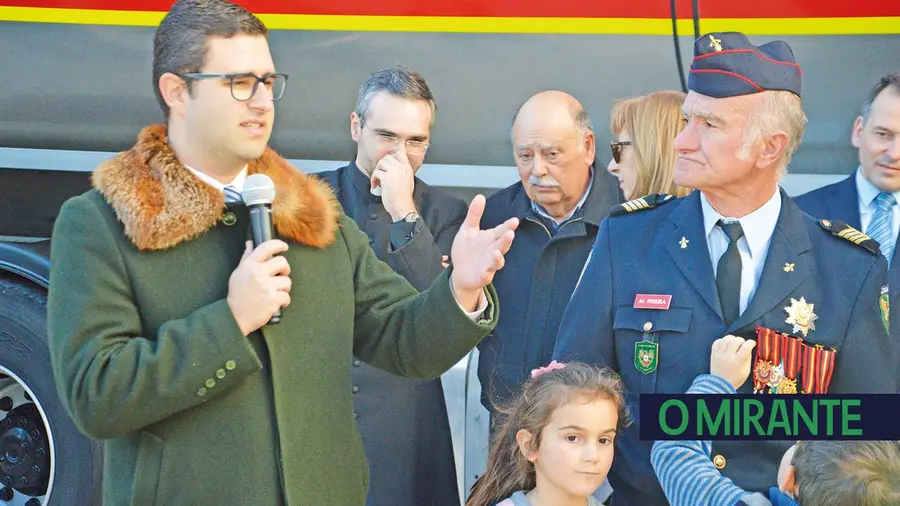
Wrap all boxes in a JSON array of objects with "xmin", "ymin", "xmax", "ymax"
[
  {"xmin": 369, "ymin": 212, "xmax": 378, "ymax": 220},
  {"xmin": 713, "ymin": 454, "xmax": 726, "ymax": 469},
  {"xmin": 225, "ymin": 360, "xmax": 236, "ymax": 370},
  {"xmin": 352, "ymin": 386, "xmax": 359, "ymax": 394},
  {"xmin": 197, "ymin": 387, "xmax": 208, "ymax": 397},
  {"xmin": 216, "ymin": 369, "xmax": 226, "ymax": 379},
  {"xmin": 368, "ymin": 237, "xmax": 374, "ymax": 245},
  {"xmin": 643, "ymin": 321, "xmax": 653, "ymax": 332},
  {"xmin": 353, "ymin": 412, "xmax": 359, "ymax": 419},
  {"xmin": 221, "ymin": 212, "xmax": 237, "ymax": 226},
  {"xmin": 353, "ymin": 359, "xmax": 361, "ymax": 367},
  {"xmin": 205, "ymin": 378, "xmax": 216, "ymax": 388}
]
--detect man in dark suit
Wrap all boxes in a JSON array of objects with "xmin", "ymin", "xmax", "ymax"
[
  {"xmin": 553, "ymin": 32, "xmax": 897, "ymax": 505},
  {"xmin": 794, "ymin": 74, "xmax": 900, "ymax": 343},
  {"xmin": 477, "ymin": 91, "xmax": 622, "ymax": 415},
  {"xmin": 316, "ymin": 66, "xmax": 467, "ymax": 506}
]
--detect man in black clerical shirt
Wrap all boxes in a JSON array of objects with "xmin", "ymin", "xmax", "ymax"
[{"xmin": 316, "ymin": 66, "xmax": 467, "ymax": 506}]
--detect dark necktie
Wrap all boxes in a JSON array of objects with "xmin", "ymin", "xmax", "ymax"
[{"xmin": 716, "ymin": 220, "xmax": 744, "ymax": 326}]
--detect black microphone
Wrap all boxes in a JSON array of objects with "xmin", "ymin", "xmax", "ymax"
[{"xmin": 242, "ymin": 174, "xmax": 282, "ymax": 325}]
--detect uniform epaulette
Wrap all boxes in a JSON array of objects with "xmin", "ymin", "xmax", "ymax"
[
  {"xmin": 609, "ymin": 194, "xmax": 676, "ymax": 217},
  {"xmin": 818, "ymin": 219, "xmax": 879, "ymax": 255}
]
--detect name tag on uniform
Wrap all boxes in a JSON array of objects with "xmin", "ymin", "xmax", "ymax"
[{"xmin": 633, "ymin": 294, "xmax": 672, "ymax": 310}]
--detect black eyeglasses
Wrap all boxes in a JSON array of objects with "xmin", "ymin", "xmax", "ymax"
[
  {"xmin": 610, "ymin": 140, "xmax": 632, "ymax": 164},
  {"xmin": 177, "ymin": 72, "xmax": 289, "ymax": 101}
]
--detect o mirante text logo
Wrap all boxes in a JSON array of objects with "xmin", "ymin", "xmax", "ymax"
[{"xmin": 640, "ymin": 394, "xmax": 900, "ymax": 440}]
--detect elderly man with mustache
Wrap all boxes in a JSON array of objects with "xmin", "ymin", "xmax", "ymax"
[{"xmin": 475, "ymin": 91, "xmax": 622, "ymax": 419}]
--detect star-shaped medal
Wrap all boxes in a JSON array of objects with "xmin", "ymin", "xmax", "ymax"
[{"xmin": 784, "ymin": 297, "xmax": 817, "ymax": 337}]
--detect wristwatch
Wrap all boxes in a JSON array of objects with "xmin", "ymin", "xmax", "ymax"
[{"xmin": 402, "ymin": 211, "xmax": 420, "ymax": 223}]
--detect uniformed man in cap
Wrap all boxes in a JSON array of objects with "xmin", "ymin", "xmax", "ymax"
[{"xmin": 553, "ymin": 31, "xmax": 898, "ymax": 505}]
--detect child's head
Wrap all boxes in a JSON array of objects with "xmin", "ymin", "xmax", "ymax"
[
  {"xmin": 777, "ymin": 440, "xmax": 900, "ymax": 505},
  {"xmin": 466, "ymin": 361, "xmax": 631, "ymax": 506}
]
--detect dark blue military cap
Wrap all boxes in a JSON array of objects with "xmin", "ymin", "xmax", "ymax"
[{"xmin": 688, "ymin": 32, "xmax": 802, "ymax": 98}]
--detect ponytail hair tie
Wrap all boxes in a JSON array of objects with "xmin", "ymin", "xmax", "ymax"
[{"xmin": 530, "ymin": 360, "xmax": 566, "ymax": 378}]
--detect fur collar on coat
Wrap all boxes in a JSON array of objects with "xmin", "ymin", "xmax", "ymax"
[{"xmin": 91, "ymin": 124, "xmax": 340, "ymax": 251}]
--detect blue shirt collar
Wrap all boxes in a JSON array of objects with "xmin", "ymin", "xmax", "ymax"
[
  {"xmin": 855, "ymin": 165, "xmax": 900, "ymax": 208},
  {"xmin": 530, "ymin": 167, "xmax": 594, "ymax": 226}
]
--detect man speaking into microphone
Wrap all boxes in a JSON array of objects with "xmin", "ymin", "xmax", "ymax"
[{"xmin": 44, "ymin": 1, "xmax": 517, "ymax": 505}]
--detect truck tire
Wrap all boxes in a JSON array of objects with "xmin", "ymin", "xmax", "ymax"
[{"xmin": 0, "ymin": 278, "xmax": 102, "ymax": 506}]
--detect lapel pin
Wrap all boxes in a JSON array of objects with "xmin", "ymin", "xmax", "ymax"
[
  {"xmin": 784, "ymin": 263, "xmax": 795, "ymax": 272},
  {"xmin": 679, "ymin": 237, "xmax": 689, "ymax": 249}
]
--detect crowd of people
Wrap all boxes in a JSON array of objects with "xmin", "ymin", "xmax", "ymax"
[{"xmin": 43, "ymin": 0, "xmax": 900, "ymax": 505}]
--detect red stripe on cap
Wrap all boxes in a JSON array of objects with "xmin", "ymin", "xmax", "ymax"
[
  {"xmin": 690, "ymin": 68, "xmax": 764, "ymax": 92},
  {"xmin": 694, "ymin": 48, "xmax": 802, "ymax": 75}
]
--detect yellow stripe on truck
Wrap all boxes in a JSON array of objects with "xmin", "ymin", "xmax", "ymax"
[{"xmin": 0, "ymin": 6, "xmax": 898, "ymax": 35}]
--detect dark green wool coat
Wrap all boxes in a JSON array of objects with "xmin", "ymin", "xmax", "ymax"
[{"xmin": 46, "ymin": 125, "xmax": 497, "ymax": 505}]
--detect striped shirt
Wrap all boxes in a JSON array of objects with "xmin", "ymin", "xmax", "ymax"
[{"xmin": 650, "ymin": 374, "xmax": 773, "ymax": 506}]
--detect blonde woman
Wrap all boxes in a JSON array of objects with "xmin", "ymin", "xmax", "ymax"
[{"xmin": 607, "ymin": 90, "xmax": 691, "ymax": 200}]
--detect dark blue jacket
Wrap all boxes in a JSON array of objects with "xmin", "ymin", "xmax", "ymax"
[
  {"xmin": 554, "ymin": 189, "xmax": 896, "ymax": 505},
  {"xmin": 794, "ymin": 174, "xmax": 900, "ymax": 366},
  {"xmin": 477, "ymin": 168, "xmax": 621, "ymax": 411},
  {"xmin": 793, "ymin": 175, "xmax": 862, "ymax": 231}
]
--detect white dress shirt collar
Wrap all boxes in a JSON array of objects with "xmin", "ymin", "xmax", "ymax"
[
  {"xmin": 700, "ymin": 188, "xmax": 782, "ymax": 259},
  {"xmin": 856, "ymin": 165, "xmax": 900, "ymax": 209},
  {"xmin": 184, "ymin": 164, "xmax": 249, "ymax": 193}
]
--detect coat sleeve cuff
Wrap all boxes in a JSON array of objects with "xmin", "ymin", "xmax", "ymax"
[
  {"xmin": 388, "ymin": 217, "xmax": 423, "ymax": 250},
  {"xmin": 687, "ymin": 374, "xmax": 738, "ymax": 394}
]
